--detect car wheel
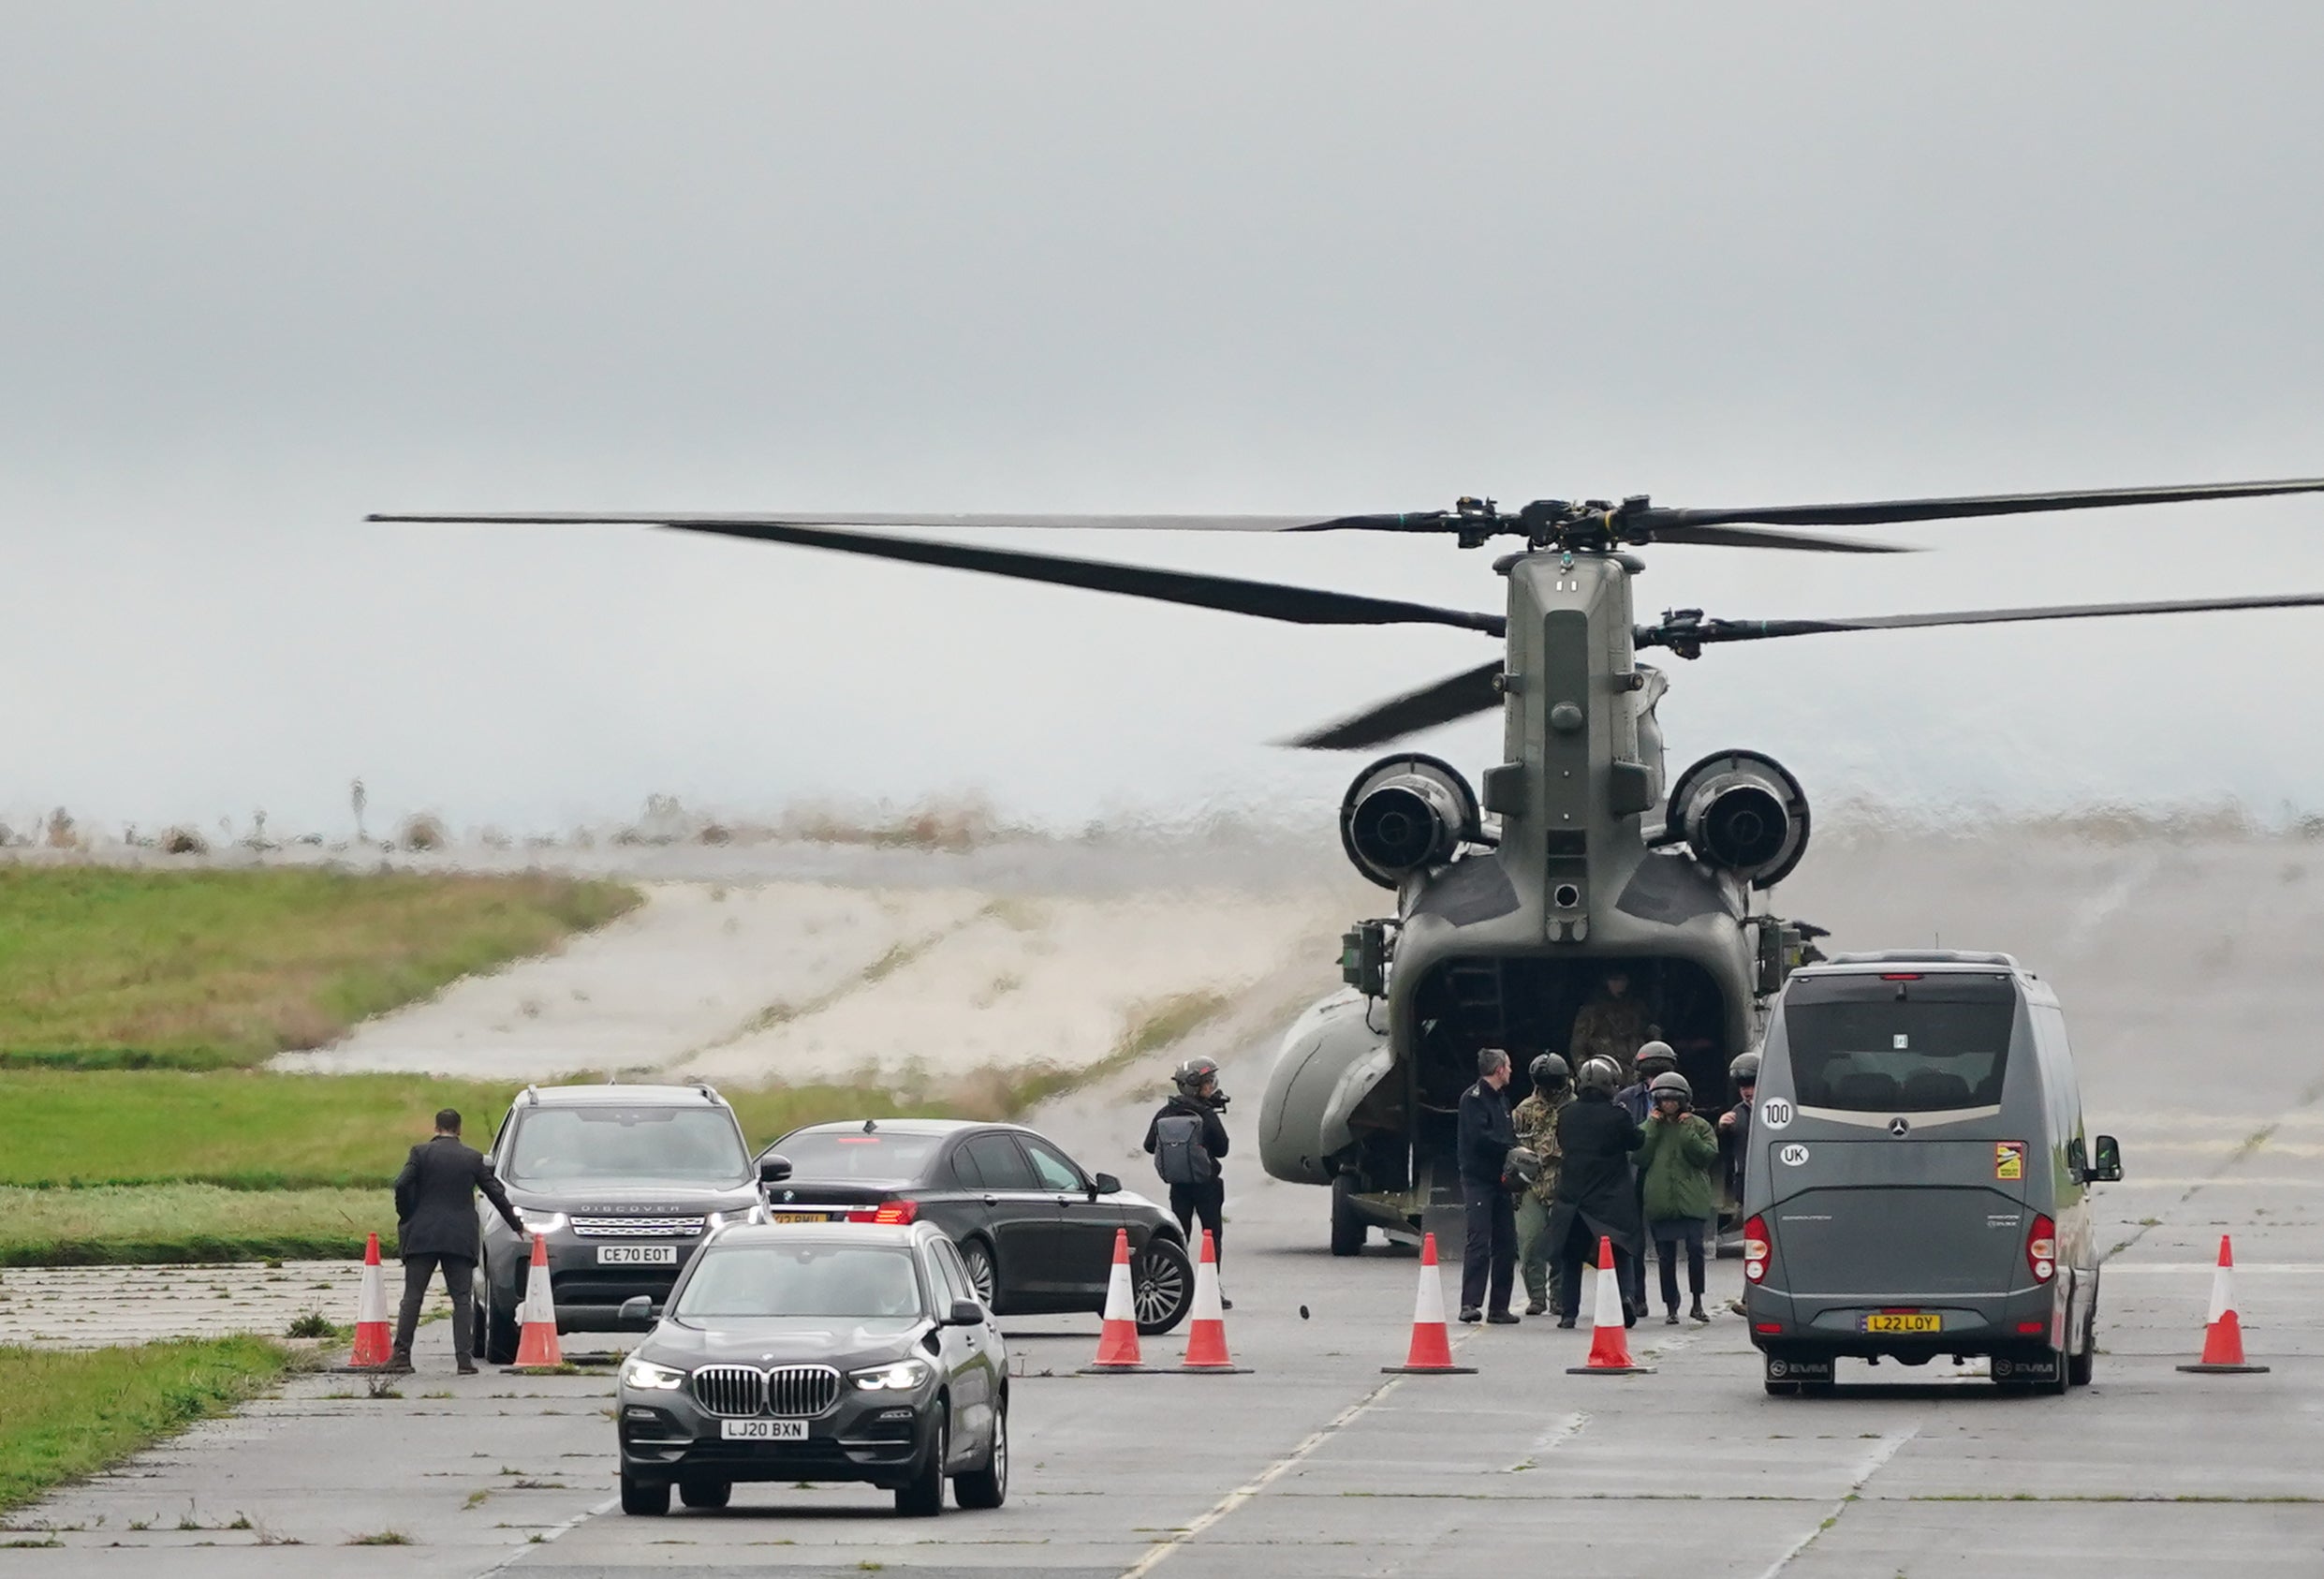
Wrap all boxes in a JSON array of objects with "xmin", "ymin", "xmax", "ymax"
[
  {"xmin": 2067, "ymin": 1310, "xmax": 2096, "ymax": 1387},
  {"xmin": 960, "ymin": 1238, "xmax": 999, "ymax": 1310},
  {"xmin": 480, "ymin": 1275, "xmax": 519, "ymax": 1366},
  {"xmin": 895, "ymin": 1404, "xmax": 948, "ymax": 1517},
  {"xmin": 678, "ymin": 1476, "xmax": 731, "ymax": 1510},
  {"xmin": 1330, "ymin": 1174, "xmax": 1367, "ymax": 1257},
  {"xmin": 620, "ymin": 1473, "xmax": 669, "ymax": 1516},
  {"xmin": 953, "ymin": 1394, "xmax": 1008, "ymax": 1510},
  {"xmin": 1133, "ymin": 1235, "xmax": 1193, "ymax": 1336}
]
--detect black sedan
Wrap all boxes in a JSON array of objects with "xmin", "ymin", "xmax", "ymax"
[
  {"xmin": 757, "ymin": 1119, "xmax": 1194, "ymax": 1335},
  {"xmin": 615, "ymin": 1221, "xmax": 1006, "ymax": 1516}
]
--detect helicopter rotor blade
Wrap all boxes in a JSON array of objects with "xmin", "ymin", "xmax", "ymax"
[
  {"xmin": 1647, "ymin": 523, "xmax": 1917, "ymax": 553},
  {"xmin": 1279, "ymin": 660, "xmax": 1506, "ymax": 750},
  {"xmin": 366, "ymin": 509, "xmax": 1459, "ymax": 535},
  {"xmin": 368, "ymin": 515, "xmax": 1508, "ymax": 634},
  {"xmin": 1639, "ymin": 590, "xmax": 2324, "ymax": 652},
  {"xmin": 1640, "ymin": 475, "xmax": 2324, "ymax": 531}
]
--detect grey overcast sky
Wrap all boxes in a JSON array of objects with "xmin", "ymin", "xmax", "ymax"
[{"xmin": 7, "ymin": 3, "xmax": 2324, "ymax": 836}]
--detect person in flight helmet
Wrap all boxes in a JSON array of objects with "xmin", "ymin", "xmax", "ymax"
[
  {"xmin": 1510, "ymin": 1054, "xmax": 1574, "ymax": 1316},
  {"xmin": 1545, "ymin": 1055, "xmax": 1646, "ymax": 1328},
  {"xmin": 1638, "ymin": 1070, "xmax": 1720, "ymax": 1323},
  {"xmin": 1144, "ymin": 1055, "xmax": 1232, "ymax": 1308},
  {"xmin": 1718, "ymin": 1050, "xmax": 1761, "ymax": 1209},
  {"xmin": 1616, "ymin": 1040, "xmax": 1680, "ymax": 1125}
]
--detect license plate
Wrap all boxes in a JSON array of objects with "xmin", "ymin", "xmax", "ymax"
[
  {"xmin": 596, "ymin": 1245, "xmax": 678, "ymax": 1265},
  {"xmin": 770, "ymin": 1212, "xmax": 832, "ymax": 1224},
  {"xmin": 720, "ymin": 1418, "xmax": 807, "ymax": 1441},
  {"xmin": 1863, "ymin": 1312, "xmax": 1942, "ymax": 1334}
]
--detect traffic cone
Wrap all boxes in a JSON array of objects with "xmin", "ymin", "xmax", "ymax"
[
  {"xmin": 1178, "ymin": 1231, "xmax": 1249, "ymax": 1373},
  {"xmin": 511, "ymin": 1232, "xmax": 565, "ymax": 1368},
  {"xmin": 2177, "ymin": 1233, "xmax": 2270, "ymax": 1375},
  {"xmin": 347, "ymin": 1231, "xmax": 393, "ymax": 1368},
  {"xmin": 1381, "ymin": 1232, "xmax": 1477, "ymax": 1375},
  {"xmin": 1080, "ymin": 1229, "xmax": 1147, "ymax": 1372},
  {"xmin": 1566, "ymin": 1237, "xmax": 1655, "ymax": 1376}
]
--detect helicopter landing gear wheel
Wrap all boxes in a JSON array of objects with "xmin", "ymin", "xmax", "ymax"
[{"xmin": 1330, "ymin": 1174, "xmax": 1368, "ymax": 1256}]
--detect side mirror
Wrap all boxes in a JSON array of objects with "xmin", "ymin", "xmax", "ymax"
[
  {"xmin": 2089, "ymin": 1134, "xmax": 2123, "ymax": 1183},
  {"xmin": 1090, "ymin": 1172, "xmax": 1122, "ymax": 1197},
  {"xmin": 758, "ymin": 1155, "xmax": 793, "ymax": 1186},
  {"xmin": 945, "ymin": 1299, "xmax": 986, "ymax": 1327},
  {"xmin": 618, "ymin": 1295, "xmax": 655, "ymax": 1327}
]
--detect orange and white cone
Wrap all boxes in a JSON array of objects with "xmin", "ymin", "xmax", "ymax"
[
  {"xmin": 1178, "ymin": 1231, "xmax": 1248, "ymax": 1373},
  {"xmin": 1081, "ymin": 1228, "xmax": 1147, "ymax": 1372},
  {"xmin": 1382, "ymin": 1232, "xmax": 1476, "ymax": 1375},
  {"xmin": 2177, "ymin": 1233, "xmax": 2270, "ymax": 1375},
  {"xmin": 347, "ymin": 1231, "xmax": 393, "ymax": 1367},
  {"xmin": 1566, "ymin": 1236, "xmax": 1655, "ymax": 1376},
  {"xmin": 511, "ymin": 1232, "xmax": 564, "ymax": 1368}
]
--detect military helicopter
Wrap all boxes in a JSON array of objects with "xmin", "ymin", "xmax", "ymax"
[{"xmin": 375, "ymin": 473, "xmax": 2324, "ymax": 1253}]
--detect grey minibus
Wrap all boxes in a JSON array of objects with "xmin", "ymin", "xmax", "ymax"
[{"xmin": 1740, "ymin": 951, "xmax": 2124, "ymax": 1395}]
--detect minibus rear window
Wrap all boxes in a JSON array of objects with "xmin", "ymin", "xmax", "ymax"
[{"xmin": 1782, "ymin": 976, "xmax": 2016, "ymax": 1112}]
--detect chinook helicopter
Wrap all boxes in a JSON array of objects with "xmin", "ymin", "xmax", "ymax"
[{"xmin": 375, "ymin": 473, "xmax": 2324, "ymax": 1253}]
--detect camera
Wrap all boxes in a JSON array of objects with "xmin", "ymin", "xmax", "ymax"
[{"xmin": 1208, "ymin": 1089, "xmax": 1231, "ymax": 1110}]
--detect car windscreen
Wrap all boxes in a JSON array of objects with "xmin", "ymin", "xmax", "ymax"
[
  {"xmin": 1781, "ymin": 974, "xmax": 2017, "ymax": 1112},
  {"xmin": 505, "ymin": 1107, "xmax": 751, "ymax": 1187},
  {"xmin": 772, "ymin": 1130, "xmax": 943, "ymax": 1181},
  {"xmin": 674, "ymin": 1244, "xmax": 925, "ymax": 1320}
]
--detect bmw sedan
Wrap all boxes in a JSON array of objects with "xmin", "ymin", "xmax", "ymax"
[
  {"xmin": 758, "ymin": 1119, "xmax": 1195, "ymax": 1335},
  {"xmin": 615, "ymin": 1221, "xmax": 1006, "ymax": 1517}
]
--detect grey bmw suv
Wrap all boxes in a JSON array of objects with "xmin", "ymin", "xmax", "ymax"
[
  {"xmin": 615, "ymin": 1221, "xmax": 1008, "ymax": 1516},
  {"xmin": 476, "ymin": 1084, "xmax": 768, "ymax": 1364}
]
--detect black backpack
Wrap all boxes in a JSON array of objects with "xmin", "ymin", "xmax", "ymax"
[{"xmin": 1152, "ymin": 1112, "xmax": 1214, "ymax": 1186}]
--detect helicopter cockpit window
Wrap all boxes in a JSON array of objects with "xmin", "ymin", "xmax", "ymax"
[{"xmin": 1782, "ymin": 975, "xmax": 2015, "ymax": 1113}]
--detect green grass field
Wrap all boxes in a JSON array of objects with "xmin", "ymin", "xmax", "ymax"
[
  {"xmin": 0, "ymin": 1336, "xmax": 290, "ymax": 1513},
  {"xmin": 1, "ymin": 1072, "xmax": 970, "ymax": 1262},
  {"xmin": 0, "ymin": 866, "xmax": 639, "ymax": 1069},
  {"xmin": 0, "ymin": 1185, "xmax": 388, "ymax": 1266}
]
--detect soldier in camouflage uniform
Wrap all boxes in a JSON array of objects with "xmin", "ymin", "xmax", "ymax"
[
  {"xmin": 1567, "ymin": 968, "xmax": 1655, "ymax": 1071},
  {"xmin": 1511, "ymin": 1053, "xmax": 1574, "ymax": 1316}
]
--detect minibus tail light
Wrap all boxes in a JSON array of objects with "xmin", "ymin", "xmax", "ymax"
[
  {"xmin": 2026, "ymin": 1214, "xmax": 2056, "ymax": 1283},
  {"xmin": 1743, "ymin": 1215, "xmax": 1770, "ymax": 1283}
]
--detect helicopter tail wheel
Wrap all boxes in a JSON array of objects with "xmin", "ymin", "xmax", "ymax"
[{"xmin": 1330, "ymin": 1174, "xmax": 1369, "ymax": 1256}]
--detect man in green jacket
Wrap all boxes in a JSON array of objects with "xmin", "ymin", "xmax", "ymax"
[
  {"xmin": 1510, "ymin": 1054, "xmax": 1572, "ymax": 1316},
  {"xmin": 1638, "ymin": 1070, "xmax": 1719, "ymax": 1324}
]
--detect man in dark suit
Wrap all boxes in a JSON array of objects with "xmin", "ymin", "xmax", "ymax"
[{"xmin": 390, "ymin": 1108, "xmax": 524, "ymax": 1374}]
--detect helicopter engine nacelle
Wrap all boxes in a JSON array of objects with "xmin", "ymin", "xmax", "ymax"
[
  {"xmin": 1339, "ymin": 753, "xmax": 1480, "ymax": 889},
  {"xmin": 1667, "ymin": 749, "xmax": 1811, "ymax": 889}
]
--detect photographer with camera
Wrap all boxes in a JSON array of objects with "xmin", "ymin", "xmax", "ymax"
[
  {"xmin": 1638, "ymin": 1070, "xmax": 1720, "ymax": 1323},
  {"xmin": 1144, "ymin": 1056, "xmax": 1233, "ymax": 1308}
]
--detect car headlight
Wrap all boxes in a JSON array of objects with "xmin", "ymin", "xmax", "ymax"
[
  {"xmin": 622, "ymin": 1358, "xmax": 687, "ymax": 1392},
  {"xmin": 848, "ymin": 1359, "xmax": 932, "ymax": 1391},
  {"xmin": 515, "ymin": 1209, "xmax": 567, "ymax": 1234}
]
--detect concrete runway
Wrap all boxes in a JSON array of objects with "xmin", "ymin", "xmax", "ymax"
[{"xmin": 11, "ymin": 828, "xmax": 2323, "ymax": 1575}]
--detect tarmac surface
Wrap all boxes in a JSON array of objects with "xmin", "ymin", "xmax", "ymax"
[{"xmin": 11, "ymin": 826, "xmax": 2324, "ymax": 1575}]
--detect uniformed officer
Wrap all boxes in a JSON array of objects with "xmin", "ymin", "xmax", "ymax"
[
  {"xmin": 1568, "ymin": 968, "xmax": 1655, "ymax": 1070},
  {"xmin": 1511, "ymin": 1054, "xmax": 1573, "ymax": 1316},
  {"xmin": 1455, "ymin": 1047, "xmax": 1520, "ymax": 1324}
]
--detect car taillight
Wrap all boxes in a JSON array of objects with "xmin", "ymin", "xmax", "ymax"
[
  {"xmin": 2026, "ymin": 1213, "xmax": 2056, "ymax": 1284},
  {"xmin": 1743, "ymin": 1214, "xmax": 1770, "ymax": 1283},
  {"xmin": 846, "ymin": 1199, "xmax": 919, "ymax": 1225}
]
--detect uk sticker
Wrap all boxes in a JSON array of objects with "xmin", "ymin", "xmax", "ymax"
[
  {"xmin": 1778, "ymin": 1143, "xmax": 1810, "ymax": 1167},
  {"xmin": 1994, "ymin": 1142, "xmax": 2026, "ymax": 1181},
  {"xmin": 1759, "ymin": 1098, "xmax": 1795, "ymax": 1130}
]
